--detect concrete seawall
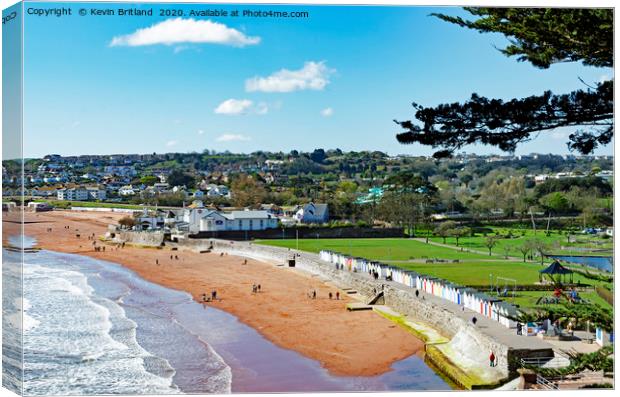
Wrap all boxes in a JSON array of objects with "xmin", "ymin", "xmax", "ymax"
[{"xmin": 177, "ymin": 238, "xmax": 554, "ymax": 389}]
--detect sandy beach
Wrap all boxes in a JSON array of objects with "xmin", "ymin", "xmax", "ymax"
[{"xmin": 3, "ymin": 210, "xmax": 425, "ymax": 377}]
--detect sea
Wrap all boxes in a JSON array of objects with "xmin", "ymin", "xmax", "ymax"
[{"xmin": 2, "ymin": 237, "xmax": 449, "ymax": 395}]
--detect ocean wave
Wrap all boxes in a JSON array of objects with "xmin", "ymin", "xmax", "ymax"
[
  {"xmin": 9, "ymin": 248, "xmax": 233, "ymax": 395},
  {"xmin": 20, "ymin": 254, "xmax": 180, "ymax": 395}
]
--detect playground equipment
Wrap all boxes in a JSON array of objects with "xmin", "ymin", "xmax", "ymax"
[{"xmin": 495, "ymin": 276, "xmax": 517, "ymax": 303}]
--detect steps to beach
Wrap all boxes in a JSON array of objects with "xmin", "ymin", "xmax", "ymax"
[
  {"xmin": 367, "ymin": 291, "xmax": 384, "ymax": 305},
  {"xmin": 346, "ymin": 302, "xmax": 373, "ymax": 311}
]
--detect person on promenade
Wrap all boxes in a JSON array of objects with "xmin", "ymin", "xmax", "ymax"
[
  {"xmin": 517, "ymin": 323, "xmax": 522, "ymax": 335},
  {"xmin": 472, "ymin": 316, "xmax": 477, "ymax": 326},
  {"xmin": 489, "ymin": 351, "xmax": 496, "ymax": 367},
  {"xmin": 415, "ymin": 289, "xmax": 419, "ymax": 298}
]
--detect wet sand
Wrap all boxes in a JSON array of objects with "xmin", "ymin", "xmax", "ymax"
[{"xmin": 4, "ymin": 210, "xmax": 425, "ymax": 377}]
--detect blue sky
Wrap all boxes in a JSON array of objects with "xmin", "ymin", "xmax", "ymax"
[{"xmin": 22, "ymin": 2, "xmax": 613, "ymax": 157}]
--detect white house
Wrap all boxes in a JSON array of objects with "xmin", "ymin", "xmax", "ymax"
[
  {"xmin": 179, "ymin": 204, "xmax": 278, "ymax": 233},
  {"xmin": 57, "ymin": 188, "xmax": 89, "ymax": 201},
  {"xmin": 119, "ymin": 185, "xmax": 137, "ymax": 196},
  {"xmin": 295, "ymin": 203, "xmax": 329, "ymax": 224}
]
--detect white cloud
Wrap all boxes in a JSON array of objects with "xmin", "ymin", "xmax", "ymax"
[
  {"xmin": 216, "ymin": 134, "xmax": 251, "ymax": 142},
  {"xmin": 214, "ymin": 99, "xmax": 272, "ymax": 115},
  {"xmin": 110, "ymin": 18, "xmax": 260, "ymax": 47},
  {"xmin": 166, "ymin": 140, "xmax": 178, "ymax": 147},
  {"xmin": 214, "ymin": 99, "xmax": 254, "ymax": 115},
  {"xmin": 321, "ymin": 107, "xmax": 334, "ymax": 117},
  {"xmin": 245, "ymin": 61, "xmax": 335, "ymax": 93}
]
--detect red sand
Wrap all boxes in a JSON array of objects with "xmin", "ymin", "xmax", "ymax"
[{"xmin": 4, "ymin": 210, "xmax": 424, "ymax": 377}]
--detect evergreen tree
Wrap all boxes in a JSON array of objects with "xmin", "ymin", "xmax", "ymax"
[{"xmin": 395, "ymin": 8, "xmax": 613, "ymax": 157}]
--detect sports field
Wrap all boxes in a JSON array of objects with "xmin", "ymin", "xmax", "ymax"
[{"xmin": 257, "ymin": 238, "xmax": 491, "ymax": 261}]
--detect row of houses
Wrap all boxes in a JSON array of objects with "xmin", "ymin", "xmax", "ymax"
[
  {"xmin": 135, "ymin": 201, "xmax": 330, "ymax": 233},
  {"xmin": 531, "ymin": 170, "xmax": 613, "ymax": 184}
]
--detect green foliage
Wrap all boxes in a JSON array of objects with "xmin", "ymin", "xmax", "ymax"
[
  {"xmin": 140, "ymin": 175, "xmax": 158, "ymax": 185},
  {"xmin": 167, "ymin": 169, "xmax": 196, "ymax": 188},
  {"xmin": 533, "ymin": 303, "xmax": 613, "ymax": 332},
  {"xmin": 527, "ymin": 346, "xmax": 613, "ymax": 378},
  {"xmin": 539, "ymin": 192, "xmax": 569, "ymax": 214},
  {"xmin": 534, "ymin": 176, "xmax": 612, "ymax": 198},
  {"xmin": 433, "ymin": 8, "xmax": 612, "ymax": 68}
]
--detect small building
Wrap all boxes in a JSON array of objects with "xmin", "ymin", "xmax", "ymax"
[
  {"xmin": 295, "ymin": 203, "xmax": 329, "ymax": 224},
  {"xmin": 57, "ymin": 188, "xmax": 89, "ymax": 201},
  {"xmin": 119, "ymin": 185, "xmax": 137, "ymax": 196}
]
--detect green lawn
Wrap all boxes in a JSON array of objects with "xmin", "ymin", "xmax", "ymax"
[
  {"xmin": 385, "ymin": 260, "xmax": 544, "ymax": 285},
  {"xmin": 33, "ymin": 200, "xmax": 156, "ymax": 210},
  {"xmin": 257, "ymin": 237, "xmax": 613, "ymax": 311},
  {"xmin": 430, "ymin": 226, "xmax": 612, "ymax": 259},
  {"xmin": 257, "ymin": 238, "xmax": 492, "ymax": 261}
]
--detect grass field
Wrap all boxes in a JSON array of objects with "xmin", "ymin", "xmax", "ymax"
[
  {"xmin": 429, "ymin": 227, "xmax": 613, "ymax": 258},
  {"xmin": 32, "ymin": 200, "xmax": 156, "ymax": 211},
  {"xmin": 257, "ymin": 237, "xmax": 613, "ymax": 310},
  {"xmin": 257, "ymin": 238, "xmax": 492, "ymax": 261},
  {"xmin": 385, "ymin": 260, "xmax": 544, "ymax": 285}
]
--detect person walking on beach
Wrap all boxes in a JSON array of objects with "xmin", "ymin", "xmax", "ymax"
[
  {"xmin": 517, "ymin": 323, "xmax": 522, "ymax": 335},
  {"xmin": 336, "ymin": 292, "xmax": 340, "ymax": 300},
  {"xmin": 489, "ymin": 351, "xmax": 496, "ymax": 367},
  {"xmin": 257, "ymin": 284, "xmax": 261, "ymax": 292},
  {"xmin": 329, "ymin": 292, "xmax": 333, "ymax": 300},
  {"xmin": 211, "ymin": 290, "xmax": 217, "ymax": 300},
  {"xmin": 156, "ymin": 259, "xmax": 159, "ymax": 265},
  {"xmin": 312, "ymin": 290, "xmax": 317, "ymax": 299}
]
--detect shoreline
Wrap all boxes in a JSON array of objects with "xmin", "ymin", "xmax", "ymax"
[{"xmin": 4, "ymin": 210, "xmax": 428, "ymax": 379}]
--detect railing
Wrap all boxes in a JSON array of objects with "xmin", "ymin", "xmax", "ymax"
[
  {"xmin": 536, "ymin": 374, "xmax": 559, "ymax": 390},
  {"xmin": 520, "ymin": 356, "xmax": 568, "ymax": 368},
  {"xmin": 520, "ymin": 357, "xmax": 554, "ymax": 367}
]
